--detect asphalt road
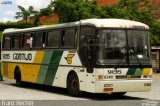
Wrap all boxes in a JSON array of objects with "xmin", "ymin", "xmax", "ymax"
[{"xmin": 0, "ymin": 78, "xmax": 160, "ymax": 106}]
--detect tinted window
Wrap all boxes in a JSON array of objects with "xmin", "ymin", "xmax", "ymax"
[
  {"xmin": 3, "ymin": 36, "xmax": 11, "ymax": 49},
  {"xmin": 127, "ymin": 30, "xmax": 150, "ymax": 64},
  {"xmin": 61, "ymin": 28, "xmax": 76, "ymax": 48},
  {"xmin": 34, "ymin": 32, "xmax": 45, "ymax": 48},
  {"xmin": 80, "ymin": 26, "xmax": 95, "ymax": 35},
  {"xmin": 97, "ymin": 30, "xmax": 126, "ymax": 64},
  {"xmin": 13, "ymin": 34, "xmax": 19, "ymax": 49},
  {"xmin": 23, "ymin": 33, "xmax": 33, "ymax": 48},
  {"xmin": 47, "ymin": 30, "xmax": 60, "ymax": 48},
  {"xmin": 79, "ymin": 26, "xmax": 95, "ymax": 66}
]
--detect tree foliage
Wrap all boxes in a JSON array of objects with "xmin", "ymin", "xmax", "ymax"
[
  {"xmin": 105, "ymin": 0, "xmax": 154, "ymax": 23},
  {"xmin": 0, "ymin": 31, "xmax": 2, "ymax": 41},
  {"xmin": 0, "ymin": 22, "xmax": 35, "ymax": 31},
  {"xmin": 15, "ymin": 6, "xmax": 36, "ymax": 23},
  {"xmin": 15, "ymin": 5, "xmax": 53, "ymax": 25},
  {"xmin": 53, "ymin": 0, "xmax": 107, "ymax": 23},
  {"xmin": 33, "ymin": 5, "xmax": 53, "ymax": 25}
]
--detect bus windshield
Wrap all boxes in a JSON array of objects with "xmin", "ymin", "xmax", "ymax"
[
  {"xmin": 97, "ymin": 29, "xmax": 150, "ymax": 65},
  {"xmin": 128, "ymin": 30, "xmax": 150, "ymax": 64}
]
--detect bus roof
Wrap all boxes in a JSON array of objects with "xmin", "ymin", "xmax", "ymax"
[
  {"xmin": 81, "ymin": 19, "xmax": 149, "ymax": 29},
  {"xmin": 3, "ymin": 18, "xmax": 149, "ymax": 34}
]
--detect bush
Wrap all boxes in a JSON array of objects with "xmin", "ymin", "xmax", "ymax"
[{"xmin": 0, "ymin": 22, "xmax": 35, "ymax": 31}]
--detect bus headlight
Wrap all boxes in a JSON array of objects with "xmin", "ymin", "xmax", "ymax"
[{"xmin": 98, "ymin": 75, "xmax": 104, "ymax": 80}]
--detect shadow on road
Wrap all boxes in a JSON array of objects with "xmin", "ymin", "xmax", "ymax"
[{"xmin": 5, "ymin": 82, "xmax": 145, "ymax": 100}]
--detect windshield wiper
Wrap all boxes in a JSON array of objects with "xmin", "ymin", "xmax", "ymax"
[
  {"xmin": 129, "ymin": 51, "xmax": 143, "ymax": 69},
  {"xmin": 114, "ymin": 47, "xmax": 143, "ymax": 69},
  {"xmin": 114, "ymin": 47, "xmax": 126, "ymax": 69}
]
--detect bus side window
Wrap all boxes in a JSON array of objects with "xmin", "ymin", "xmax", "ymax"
[
  {"xmin": 23, "ymin": 33, "xmax": 33, "ymax": 49},
  {"xmin": 33, "ymin": 32, "xmax": 45, "ymax": 48},
  {"xmin": 12, "ymin": 34, "xmax": 19, "ymax": 49},
  {"xmin": 61, "ymin": 28, "xmax": 76, "ymax": 48},
  {"xmin": 3, "ymin": 36, "xmax": 11, "ymax": 49},
  {"xmin": 19, "ymin": 34, "xmax": 22, "ymax": 49},
  {"xmin": 46, "ymin": 30, "xmax": 60, "ymax": 48}
]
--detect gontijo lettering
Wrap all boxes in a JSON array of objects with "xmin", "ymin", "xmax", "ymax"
[
  {"xmin": 2, "ymin": 53, "xmax": 32, "ymax": 60},
  {"xmin": 13, "ymin": 53, "xmax": 32, "ymax": 60}
]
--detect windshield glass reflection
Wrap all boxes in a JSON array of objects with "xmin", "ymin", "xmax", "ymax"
[
  {"xmin": 97, "ymin": 29, "xmax": 150, "ymax": 65},
  {"xmin": 128, "ymin": 30, "xmax": 150, "ymax": 64},
  {"xmin": 97, "ymin": 29, "xmax": 126, "ymax": 64}
]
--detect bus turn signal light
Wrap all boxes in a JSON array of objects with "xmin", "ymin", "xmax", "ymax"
[
  {"xmin": 98, "ymin": 75, "xmax": 104, "ymax": 80},
  {"xmin": 103, "ymin": 88, "xmax": 113, "ymax": 92}
]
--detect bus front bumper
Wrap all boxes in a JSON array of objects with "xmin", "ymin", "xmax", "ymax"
[{"xmin": 95, "ymin": 79, "xmax": 152, "ymax": 93}]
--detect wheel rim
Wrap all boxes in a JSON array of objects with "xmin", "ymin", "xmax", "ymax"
[{"xmin": 71, "ymin": 78, "xmax": 79, "ymax": 90}]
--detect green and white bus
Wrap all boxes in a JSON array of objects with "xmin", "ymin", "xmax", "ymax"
[{"xmin": 1, "ymin": 19, "xmax": 152, "ymax": 96}]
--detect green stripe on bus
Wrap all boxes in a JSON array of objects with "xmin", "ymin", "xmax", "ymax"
[
  {"xmin": 37, "ymin": 51, "xmax": 53, "ymax": 84},
  {"xmin": 36, "ymin": 65, "xmax": 48, "ymax": 84},
  {"xmin": 43, "ymin": 51, "xmax": 63, "ymax": 85},
  {"xmin": 42, "ymin": 51, "xmax": 54, "ymax": 64},
  {"xmin": 127, "ymin": 68, "xmax": 136, "ymax": 75},
  {"xmin": 134, "ymin": 68, "xmax": 142, "ymax": 76},
  {"xmin": 50, "ymin": 51, "xmax": 64, "ymax": 64}
]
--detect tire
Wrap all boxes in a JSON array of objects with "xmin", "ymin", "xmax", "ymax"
[
  {"xmin": 67, "ymin": 73, "xmax": 81, "ymax": 96},
  {"xmin": 111, "ymin": 92, "xmax": 126, "ymax": 97},
  {"xmin": 14, "ymin": 68, "xmax": 23, "ymax": 87}
]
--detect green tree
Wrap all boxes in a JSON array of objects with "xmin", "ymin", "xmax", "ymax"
[
  {"xmin": 15, "ymin": 6, "xmax": 36, "ymax": 24},
  {"xmin": 106, "ymin": 0, "xmax": 154, "ymax": 24},
  {"xmin": 149, "ymin": 21, "xmax": 160, "ymax": 45},
  {"xmin": 53, "ymin": 0, "xmax": 107, "ymax": 23},
  {"xmin": 15, "ymin": 6, "xmax": 29, "ymax": 23},
  {"xmin": 0, "ymin": 31, "xmax": 2, "ymax": 41},
  {"xmin": 33, "ymin": 4, "xmax": 53, "ymax": 25}
]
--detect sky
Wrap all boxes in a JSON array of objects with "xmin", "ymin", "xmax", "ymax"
[{"xmin": 0, "ymin": 0, "xmax": 52, "ymax": 22}]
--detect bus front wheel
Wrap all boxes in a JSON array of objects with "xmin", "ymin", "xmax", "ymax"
[
  {"xmin": 14, "ymin": 68, "xmax": 23, "ymax": 87},
  {"xmin": 67, "ymin": 73, "xmax": 81, "ymax": 96}
]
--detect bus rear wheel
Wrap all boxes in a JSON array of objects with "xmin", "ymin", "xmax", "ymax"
[
  {"xmin": 67, "ymin": 73, "xmax": 81, "ymax": 96},
  {"xmin": 14, "ymin": 68, "xmax": 23, "ymax": 87}
]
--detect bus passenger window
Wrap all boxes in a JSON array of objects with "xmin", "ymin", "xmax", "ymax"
[
  {"xmin": 13, "ymin": 34, "xmax": 19, "ymax": 49},
  {"xmin": 23, "ymin": 33, "xmax": 33, "ymax": 49},
  {"xmin": 3, "ymin": 36, "xmax": 11, "ymax": 49},
  {"xmin": 61, "ymin": 28, "xmax": 76, "ymax": 48},
  {"xmin": 46, "ymin": 30, "xmax": 60, "ymax": 48},
  {"xmin": 34, "ymin": 32, "xmax": 45, "ymax": 48}
]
